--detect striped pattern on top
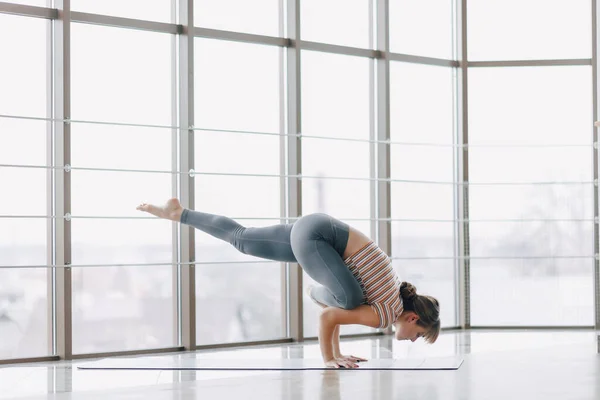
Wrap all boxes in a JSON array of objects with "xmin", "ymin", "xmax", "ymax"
[{"xmin": 344, "ymin": 241, "xmax": 403, "ymax": 329}]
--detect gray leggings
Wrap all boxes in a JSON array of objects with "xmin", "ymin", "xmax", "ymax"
[{"xmin": 180, "ymin": 209, "xmax": 365, "ymax": 309}]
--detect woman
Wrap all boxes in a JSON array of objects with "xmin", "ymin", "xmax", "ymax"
[{"xmin": 137, "ymin": 198, "xmax": 440, "ymax": 369}]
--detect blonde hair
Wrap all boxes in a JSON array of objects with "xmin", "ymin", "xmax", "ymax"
[{"xmin": 399, "ymin": 282, "xmax": 440, "ymax": 344}]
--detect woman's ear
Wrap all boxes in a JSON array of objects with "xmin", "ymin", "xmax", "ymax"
[{"xmin": 407, "ymin": 312, "xmax": 419, "ymax": 323}]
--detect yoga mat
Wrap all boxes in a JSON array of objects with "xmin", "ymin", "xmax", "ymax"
[{"xmin": 78, "ymin": 356, "xmax": 463, "ymax": 371}]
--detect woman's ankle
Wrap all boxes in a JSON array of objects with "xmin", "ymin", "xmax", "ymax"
[{"xmin": 172, "ymin": 207, "xmax": 185, "ymax": 222}]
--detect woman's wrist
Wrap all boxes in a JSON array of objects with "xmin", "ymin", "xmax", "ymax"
[
  {"xmin": 319, "ymin": 310, "xmax": 336, "ymax": 361},
  {"xmin": 331, "ymin": 324, "xmax": 341, "ymax": 358}
]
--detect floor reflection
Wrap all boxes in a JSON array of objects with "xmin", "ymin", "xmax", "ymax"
[{"xmin": 0, "ymin": 330, "xmax": 598, "ymax": 400}]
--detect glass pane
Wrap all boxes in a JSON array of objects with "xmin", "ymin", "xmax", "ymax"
[
  {"xmin": 390, "ymin": 180, "xmax": 455, "ymax": 327},
  {"xmin": 196, "ymin": 262, "xmax": 283, "ymax": 344},
  {"xmin": 0, "ymin": 219, "xmax": 46, "ymax": 267},
  {"xmin": 0, "ymin": 219, "xmax": 47, "ymax": 359},
  {"xmin": 389, "ymin": 0, "xmax": 454, "ymax": 59},
  {"xmin": 0, "ymin": 12, "xmax": 49, "ymax": 360},
  {"xmin": 468, "ymin": 65, "xmax": 594, "ymax": 326},
  {"xmin": 468, "ymin": 0, "xmax": 591, "ymax": 61},
  {"xmin": 71, "ymin": 217, "xmax": 173, "ymax": 353},
  {"xmin": 470, "ymin": 147, "xmax": 592, "ymax": 184},
  {"xmin": 301, "ymin": 0, "xmax": 371, "ymax": 49},
  {"xmin": 71, "ymin": 23, "xmax": 173, "ymax": 126},
  {"xmin": 471, "ymin": 258, "xmax": 593, "ymax": 326},
  {"xmin": 71, "ymin": 125, "xmax": 172, "ymax": 172},
  {"xmin": 71, "ymin": 219, "xmax": 173, "ymax": 265},
  {"xmin": 71, "ymin": 169, "xmax": 174, "ymax": 352},
  {"xmin": 0, "ymin": 119, "xmax": 46, "ymax": 166},
  {"xmin": 0, "ymin": 122, "xmax": 46, "ymax": 223},
  {"xmin": 471, "ymin": 221, "xmax": 593, "ymax": 258},
  {"xmin": 0, "ymin": 168, "xmax": 46, "ymax": 215},
  {"xmin": 0, "ymin": 267, "xmax": 49, "ymax": 359},
  {"xmin": 72, "ymin": 0, "xmax": 173, "ymax": 23},
  {"xmin": 302, "ymin": 139, "xmax": 370, "ymax": 180},
  {"xmin": 391, "ymin": 146, "xmax": 454, "ymax": 182},
  {"xmin": 195, "ymin": 130, "xmax": 279, "ymax": 176},
  {"xmin": 392, "ymin": 221, "xmax": 454, "ymax": 258},
  {"xmin": 195, "ymin": 176, "xmax": 280, "ymax": 221},
  {"xmin": 192, "ymin": 176, "xmax": 284, "ymax": 343},
  {"xmin": 191, "ymin": 215, "xmax": 283, "ymax": 344},
  {"xmin": 390, "ymin": 62, "xmax": 454, "ymax": 144},
  {"xmin": 301, "ymin": 51, "xmax": 370, "ymax": 140},
  {"xmin": 391, "ymin": 259, "xmax": 457, "ymax": 328},
  {"xmin": 72, "ymin": 265, "xmax": 174, "ymax": 353},
  {"xmin": 390, "ymin": 48, "xmax": 453, "ymax": 324},
  {"xmin": 469, "ymin": 67, "xmax": 592, "ymax": 146},
  {"xmin": 469, "ymin": 186, "xmax": 594, "ymax": 325},
  {"xmin": 0, "ymin": 14, "xmax": 47, "ymax": 117},
  {"xmin": 194, "ymin": 0, "xmax": 280, "ymax": 37},
  {"xmin": 470, "ymin": 184, "xmax": 594, "ymax": 221},
  {"xmin": 194, "ymin": 38, "xmax": 280, "ymax": 134},
  {"xmin": 302, "ymin": 180, "xmax": 370, "ymax": 222},
  {"xmin": 391, "ymin": 182, "xmax": 454, "ymax": 220},
  {"xmin": 71, "ymin": 171, "xmax": 172, "ymax": 218}
]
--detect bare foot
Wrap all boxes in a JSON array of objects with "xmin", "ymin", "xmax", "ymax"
[
  {"xmin": 305, "ymin": 284, "xmax": 328, "ymax": 309},
  {"xmin": 136, "ymin": 198, "xmax": 184, "ymax": 222}
]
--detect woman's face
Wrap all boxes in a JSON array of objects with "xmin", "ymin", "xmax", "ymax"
[{"xmin": 393, "ymin": 312, "xmax": 428, "ymax": 342}]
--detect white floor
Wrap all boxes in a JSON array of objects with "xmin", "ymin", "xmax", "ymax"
[{"xmin": 1, "ymin": 330, "xmax": 599, "ymax": 400}]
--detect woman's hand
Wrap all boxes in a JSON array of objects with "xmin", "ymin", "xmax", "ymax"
[
  {"xmin": 335, "ymin": 354, "xmax": 368, "ymax": 364},
  {"xmin": 324, "ymin": 357, "xmax": 361, "ymax": 369}
]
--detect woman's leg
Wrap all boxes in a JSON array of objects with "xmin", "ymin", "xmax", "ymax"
[
  {"xmin": 137, "ymin": 200, "xmax": 365, "ymax": 309},
  {"xmin": 290, "ymin": 213, "xmax": 365, "ymax": 310},
  {"xmin": 180, "ymin": 208, "xmax": 297, "ymax": 263},
  {"xmin": 137, "ymin": 198, "xmax": 297, "ymax": 262}
]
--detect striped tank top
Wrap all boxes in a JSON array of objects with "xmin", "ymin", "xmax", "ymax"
[{"xmin": 343, "ymin": 241, "xmax": 403, "ymax": 329}]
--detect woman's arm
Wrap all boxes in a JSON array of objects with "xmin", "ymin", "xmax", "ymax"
[
  {"xmin": 318, "ymin": 305, "xmax": 380, "ymax": 368},
  {"xmin": 332, "ymin": 325, "xmax": 341, "ymax": 357},
  {"xmin": 313, "ymin": 302, "xmax": 343, "ymax": 357},
  {"xmin": 318, "ymin": 311, "xmax": 338, "ymax": 362}
]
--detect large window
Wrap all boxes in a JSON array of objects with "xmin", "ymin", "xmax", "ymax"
[
  {"xmin": 3, "ymin": 0, "xmax": 599, "ymax": 364},
  {"xmin": 71, "ymin": 24, "xmax": 172, "ymax": 126},
  {"xmin": 0, "ymin": 14, "xmax": 47, "ymax": 118},
  {"xmin": 70, "ymin": 23, "xmax": 175, "ymax": 353},
  {"xmin": 0, "ymin": 13, "xmax": 49, "ymax": 359},
  {"xmin": 300, "ymin": 50, "xmax": 373, "ymax": 336},
  {"xmin": 468, "ymin": 66, "xmax": 594, "ymax": 326},
  {"xmin": 389, "ymin": 62, "xmax": 457, "ymax": 327},
  {"xmin": 194, "ymin": 38, "xmax": 284, "ymax": 344}
]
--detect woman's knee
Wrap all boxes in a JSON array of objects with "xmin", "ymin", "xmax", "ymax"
[{"xmin": 291, "ymin": 213, "xmax": 330, "ymax": 242}]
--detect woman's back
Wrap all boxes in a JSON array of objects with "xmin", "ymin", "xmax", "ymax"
[{"xmin": 344, "ymin": 241, "xmax": 403, "ymax": 328}]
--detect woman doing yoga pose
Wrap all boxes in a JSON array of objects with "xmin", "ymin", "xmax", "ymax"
[{"xmin": 137, "ymin": 198, "xmax": 440, "ymax": 369}]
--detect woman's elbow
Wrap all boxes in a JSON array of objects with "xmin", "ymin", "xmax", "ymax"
[{"xmin": 319, "ymin": 307, "xmax": 337, "ymax": 324}]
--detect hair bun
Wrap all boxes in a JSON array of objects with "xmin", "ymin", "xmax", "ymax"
[{"xmin": 400, "ymin": 281, "xmax": 418, "ymax": 301}]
